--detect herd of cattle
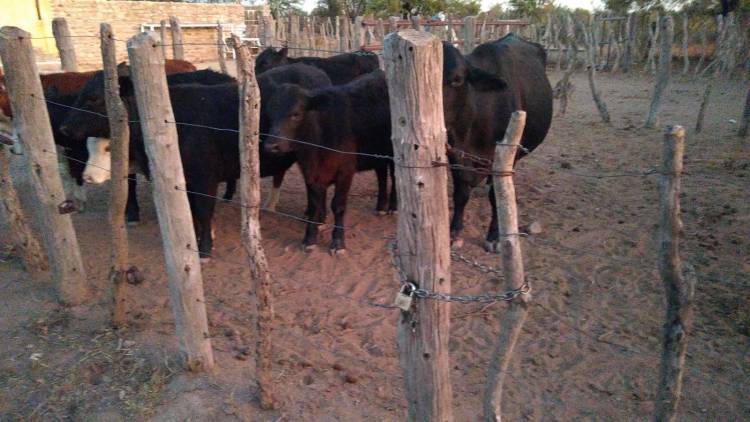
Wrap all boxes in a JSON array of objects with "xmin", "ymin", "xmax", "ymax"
[{"xmin": 0, "ymin": 34, "xmax": 553, "ymax": 257}]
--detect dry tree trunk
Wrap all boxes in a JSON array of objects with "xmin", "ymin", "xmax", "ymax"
[
  {"xmin": 694, "ymin": 22, "xmax": 707, "ymax": 76},
  {"xmin": 682, "ymin": 13, "xmax": 690, "ymax": 75},
  {"xmin": 583, "ymin": 23, "xmax": 611, "ymax": 123},
  {"xmin": 695, "ymin": 80, "xmax": 713, "ymax": 133}
]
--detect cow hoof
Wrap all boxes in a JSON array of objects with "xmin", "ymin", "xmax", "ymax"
[
  {"xmin": 375, "ymin": 210, "xmax": 388, "ymax": 216},
  {"xmin": 200, "ymin": 257, "xmax": 211, "ymax": 264},
  {"xmin": 330, "ymin": 248, "xmax": 347, "ymax": 256},
  {"xmin": 303, "ymin": 244, "xmax": 317, "ymax": 253},
  {"xmin": 484, "ymin": 241, "xmax": 500, "ymax": 254},
  {"xmin": 451, "ymin": 238, "xmax": 464, "ymax": 249},
  {"xmin": 388, "ymin": 209, "xmax": 398, "ymax": 215}
]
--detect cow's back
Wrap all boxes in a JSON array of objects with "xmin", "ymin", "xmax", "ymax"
[{"xmin": 468, "ymin": 34, "xmax": 552, "ymax": 156}]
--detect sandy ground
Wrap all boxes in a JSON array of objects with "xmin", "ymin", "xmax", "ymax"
[{"xmin": 0, "ymin": 63, "xmax": 748, "ymax": 421}]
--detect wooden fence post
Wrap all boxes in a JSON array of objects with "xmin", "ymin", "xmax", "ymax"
[
  {"xmin": 0, "ymin": 26, "xmax": 88, "ymax": 304},
  {"xmin": 340, "ymin": 16, "xmax": 351, "ymax": 52},
  {"xmin": 681, "ymin": 13, "xmax": 690, "ymax": 75},
  {"xmin": 100, "ymin": 23, "xmax": 131, "ymax": 328},
  {"xmin": 159, "ymin": 20, "xmax": 169, "ymax": 59},
  {"xmin": 51, "ymin": 18, "xmax": 78, "ymax": 72},
  {"xmin": 645, "ymin": 16, "xmax": 673, "ymax": 129},
  {"xmin": 228, "ymin": 35, "xmax": 277, "ymax": 411},
  {"xmin": 126, "ymin": 32, "xmax": 214, "ymax": 371},
  {"xmin": 462, "ymin": 16, "xmax": 476, "ymax": 54},
  {"xmin": 583, "ymin": 23, "xmax": 611, "ymax": 123},
  {"xmin": 654, "ymin": 125, "xmax": 695, "ymax": 422},
  {"xmin": 384, "ymin": 29, "xmax": 453, "ymax": 422},
  {"xmin": 483, "ymin": 111, "xmax": 530, "ymax": 421},
  {"xmin": 216, "ymin": 22, "xmax": 228, "ymax": 75},
  {"xmin": 623, "ymin": 13, "xmax": 635, "ymax": 72},
  {"xmin": 695, "ymin": 80, "xmax": 712, "ymax": 133},
  {"xmin": 738, "ymin": 86, "xmax": 749, "ymax": 138},
  {"xmin": 0, "ymin": 144, "xmax": 47, "ymax": 272},
  {"xmin": 354, "ymin": 16, "xmax": 364, "ymax": 49},
  {"xmin": 260, "ymin": 15, "xmax": 276, "ymax": 48},
  {"xmin": 388, "ymin": 16, "xmax": 399, "ymax": 34},
  {"xmin": 169, "ymin": 16, "xmax": 185, "ymax": 61}
]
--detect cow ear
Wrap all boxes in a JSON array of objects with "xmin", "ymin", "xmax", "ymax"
[
  {"xmin": 305, "ymin": 92, "xmax": 330, "ymax": 111},
  {"xmin": 278, "ymin": 47, "xmax": 289, "ymax": 59},
  {"xmin": 467, "ymin": 67, "xmax": 508, "ymax": 92},
  {"xmin": 116, "ymin": 63, "xmax": 131, "ymax": 77}
]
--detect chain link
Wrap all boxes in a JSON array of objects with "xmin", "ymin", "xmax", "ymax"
[
  {"xmin": 450, "ymin": 250, "xmax": 505, "ymax": 278},
  {"xmin": 388, "ymin": 241, "xmax": 530, "ymax": 305}
]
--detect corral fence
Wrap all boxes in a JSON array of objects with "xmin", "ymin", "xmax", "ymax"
[{"xmin": 0, "ymin": 11, "xmax": 746, "ymax": 420}]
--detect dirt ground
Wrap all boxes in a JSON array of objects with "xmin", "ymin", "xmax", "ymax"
[{"xmin": 1, "ymin": 64, "xmax": 748, "ymax": 421}]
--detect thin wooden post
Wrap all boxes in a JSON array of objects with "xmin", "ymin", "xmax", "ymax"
[
  {"xmin": 229, "ymin": 35, "xmax": 277, "ymax": 410},
  {"xmin": 126, "ymin": 32, "xmax": 214, "ymax": 371},
  {"xmin": 738, "ymin": 86, "xmax": 750, "ymax": 138},
  {"xmin": 51, "ymin": 18, "xmax": 78, "ymax": 72},
  {"xmin": 623, "ymin": 13, "xmax": 635, "ymax": 72},
  {"xmin": 681, "ymin": 13, "xmax": 690, "ymax": 75},
  {"xmin": 160, "ymin": 19, "xmax": 169, "ymax": 59},
  {"xmin": 290, "ymin": 15, "xmax": 300, "ymax": 55},
  {"xmin": 261, "ymin": 15, "xmax": 276, "ymax": 48},
  {"xmin": 645, "ymin": 16, "xmax": 674, "ymax": 129},
  {"xmin": 654, "ymin": 125, "xmax": 695, "ymax": 422},
  {"xmin": 0, "ymin": 27, "xmax": 87, "ymax": 304},
  {"xmin": 695, "ymin": 80, "xmax": 712, "ymax": 133},
  {"xmin": 0, "ymin": 145, "xmax": 47, "ymax": 272},
  {"xmin": 169, "ymin": 16, "xmax": 185, "ymax": 61},
  {"xmin": 384, "ymin": 29, "xmax": 453, "ymax": 422},
  {"xmin": 216, "ymin": 22, "xmax": 228, "ymax": 75},
  {"xmin": 462, "ymin": 16, "xmax": 476, "ymax": 54},
  {"xmin": 354, "ymin": 16, "xmax": 365, "ymax": 49},
  {"xmin": 340, "ymin": 16, "xmax": 351, "ymax": 52},
  {"xmin": 410, "ymin": 15, "xmax": 421, "ymax": 31},
  {"xmin": 101, "ymin": 23, "xmax": 131, "ymax": 328},
  {"xmin": 483, "ymin": 111, "xmax": 530, "ymax": 422},
  {"xmin": 583, "ymin": 23, "xmax": 611, "ymax": 123},
  {"xmin": 694, "ymin": 22, "xmax": 707, "ymax": 76},
  {"xmin": 388, "ymin": 16, "xmax": 399, "ymax": 34}
]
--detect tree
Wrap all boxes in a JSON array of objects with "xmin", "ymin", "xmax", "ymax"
[
  {"xmin": 507, "ymin": 0, "xmax": 551, "ymax": 19},
  {"xmin": 267, "ymin": 0, "xmax": 304, "ymax": 18}
]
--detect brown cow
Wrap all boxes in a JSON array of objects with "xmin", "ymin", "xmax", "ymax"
[{"xmin": 0, "ymin": 59, "xmax": 195, "ymax": 118}]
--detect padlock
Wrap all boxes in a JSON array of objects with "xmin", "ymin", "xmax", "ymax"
[{"xmin": 393, "ymin": 283, "xmax": 416, "ymax": 311}]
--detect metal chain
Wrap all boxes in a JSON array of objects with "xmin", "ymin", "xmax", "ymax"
[
  {"xmin": 450, "ymin": 250, "xmax": 505, "ymax": 278},
  {"xmin": 388, "ymin": 241, "xmax": 530, "ymax": 305}
]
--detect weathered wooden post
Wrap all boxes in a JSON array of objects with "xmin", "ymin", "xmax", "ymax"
[
  {"xmin": 645, "ymin": 16, "xmax": 674, "ymax": 129},
  {"xmin": 695, "ymin": 80, "xmax": 712, "ymax": 133},
  {"xmin": 0, "ymin": 27, "xmax": 88, "ymax": 304},
  {"xmin": 216, "ymin": 22, "xmax": 228, "ymax": 74},
  {"xmin": 127, "ymin": 32, "xmax": 214, "ymax": 371},
  {"xmin": 229, "ymin": 35, "xmax": 277, "ymax": 410},
  {"xmin": 169, "ymin": 16, "xmax": 185, "ymax": 61},
  {"xmin": 100, "ymin": 23, "xmax": 131, "ymax": 327},
  {"xmin": 388, "ymin": 16, "xmax": 399, "ymax": 34},
  {"xmin": 654, "ymin": 125, "xmax": 695, "ymax": 422},
  {"xmin": 354, "ymin": 16, "xmax": 365, "ymax": 49},
  {"xmin": 159, "ymin": 20, "xmax": 169, "ymax": 59},
  {"xmin": 384, "ymin": 29, "xmax": 453, "ymax": 421},
  {"xmin": 623, "ymin": 13, "xmax": 635, "ymax": 72},
  {"xmin": 410, "ymin": 15, "xmax": 421, "ymax": 31},
  {"xmin": 483, "ymin": 111, "xmax": 530, "ymax": 421},
  {"xmin": 290, "ymin": 15, "xmax": 300, "ymax": 55},
  {"xmin": 583, "ymin": 23, "xmax": 610, "ymax": 123},
  {"xmin": 0, "ymin": 145, "xmax": 47, "ymax": 272},
  {"xmin": 681, "ymin": 13, "xmax": 690, "ymax": 75},
  {"xmin": 339, "ymin": 16, "xmax": 351, "ymax": 52},
  {"xmin": 51, "ymin": 18, "xmax": 78, "ymax": 72},
  {"xmin": 738, "ymin": 86, "xmax": 750, "ymax": 138},
  {"xmin": 462, "ymin": 16, "xmax": 477, "ymax": 54},
  {"xmin": 260, "ymin": 15, "xmax": 276, "ymax": 48}
]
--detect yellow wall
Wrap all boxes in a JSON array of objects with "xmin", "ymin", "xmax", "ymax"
[{"xmin": 0, "ymin": 0, "xmax": 56, "ymax": 56}]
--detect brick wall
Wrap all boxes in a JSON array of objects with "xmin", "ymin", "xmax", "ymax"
[{"xmin": 50, "ymin": 0, "xmax": 248, "ymax": 69}]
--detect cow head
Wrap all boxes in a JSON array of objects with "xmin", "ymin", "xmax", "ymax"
[
  {"xmin": 82, "ymin": 137, "xmax": 112, "ymax": 184},
  {"xmin": 60, "ymin": 72, "xmax": 110, "ymax": 140},
  {"xmin": 263, "ymin": 83, "xmax": 327, "ymax": 155},
  {"xmin": 255, "ymin": 47, "xmax": 290, "ymax": 75},
  {"xmin": 441, "ymin": 42, "xmax": 507, "ymax": 129}
]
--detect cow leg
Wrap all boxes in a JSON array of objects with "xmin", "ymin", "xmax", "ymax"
[
  {"xmin": 190, "ymin": 183, "xmax": 219, "ymax": 258},
  {"xmin": 125, "ymin": 175, "xmax": 140, "ymax": 224},
  {"xmin": 330, "ymin": 174, "xmax": 353, "ymax": 254},
  {"xmin": 223, "ymin": 179, "xmax": 237, "ymax": 201},
  {"xmin": 387, "ymin": 160, "xmax": 398, "ymax": 213},
  {"xmin": 264, "ymin": 172, "xmax": 284, "ymax": 211},
  {"xmin": 450, "ymin": 177, "xmax": 472, "ymax": 248},
  {"xmin": 484, "ymin": 181, "xmax": 501, "ymax": 253},
  {"xmin": 374, "ymin": 165, "xmax": 388, "ymax": 215},
  {"xmin": 302, "ymin": 183, "xmax": 327, "ymax": 251}
]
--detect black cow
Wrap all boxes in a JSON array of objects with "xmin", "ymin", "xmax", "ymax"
[
  {"xmin": 60, "ymin": 69, "xmax": 237, "ymax": 222},
  {"xmin": 255, "ymin": 47, "xmax": 379, "ymax": 85},
  {"xmin": 44, "ymin": 88, "xmax": 90, "ymax": 200},
  {"xmin": 263, "ymin": 70, "xmax": 395, "ymax": 253},
  {"xmin": 442, "ymin": 34, "xmax": 553, "ymax": 252}
]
